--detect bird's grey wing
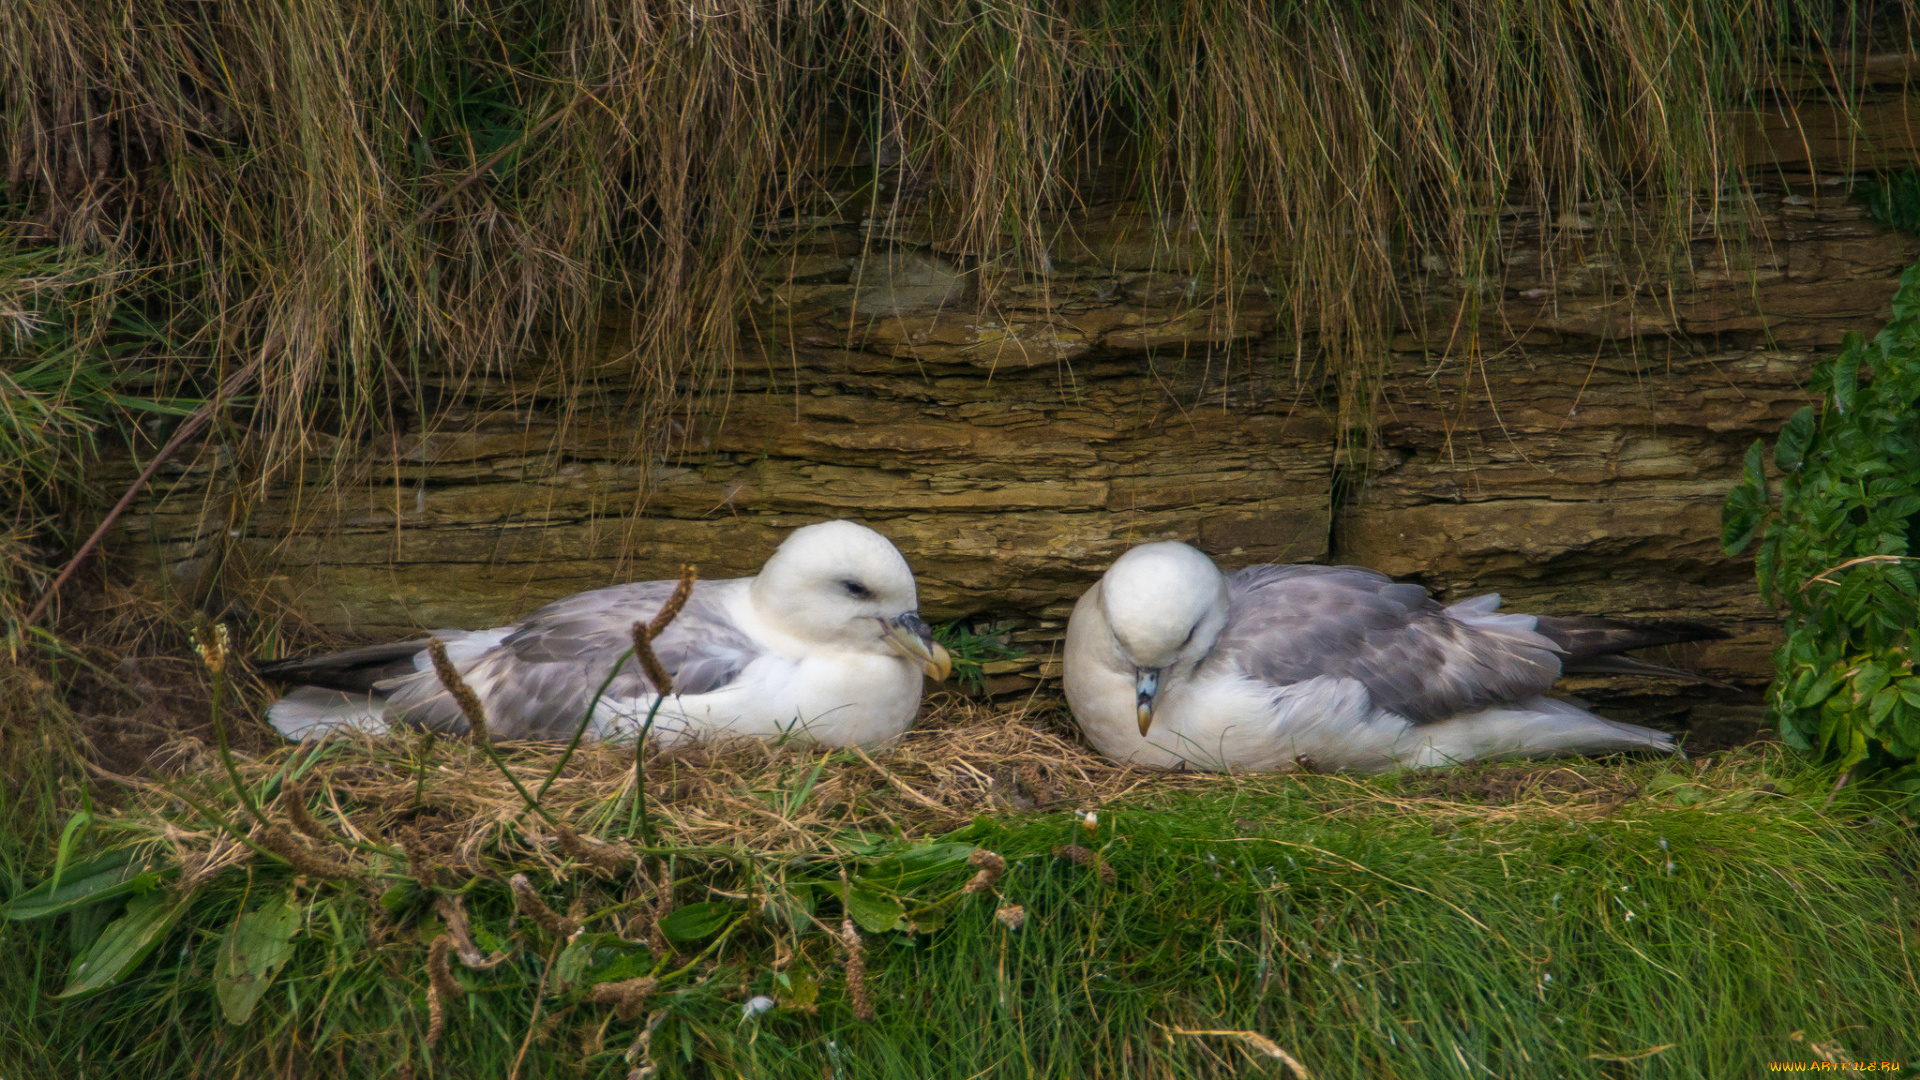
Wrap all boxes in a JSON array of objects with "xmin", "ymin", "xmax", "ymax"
[
  {"xmin": 380, "ymin": 578, "xmax": 763, "ymax": 739},
  {"xmin": 1207, "ymin": 564, "xmax": 1562, "ymax": 723}
]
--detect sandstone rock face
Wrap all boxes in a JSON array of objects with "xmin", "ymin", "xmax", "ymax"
[{"xmin": 117, "ymin": 179, "xmax": 1919, "ymax": 726}]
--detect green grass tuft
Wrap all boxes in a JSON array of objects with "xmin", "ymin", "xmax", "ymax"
[{"xmin": 2, "ymin": 746, "xmax": 1913, "ymax": 1078}]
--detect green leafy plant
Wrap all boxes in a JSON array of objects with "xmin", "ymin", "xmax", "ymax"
[
  {"xmin": 932, "ymin": 619, "xmax": 1024, "ymax": 695},
  {"xmin": 1859, "ymin": 168, "xmax": 1920, "ymax": 236},
  {"xmin": 1722, "ymin": 263, "xmax": 1920, "ymax": 783}
]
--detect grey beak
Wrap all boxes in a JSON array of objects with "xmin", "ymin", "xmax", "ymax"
[
  {"xmin": 1135, "ymin": 668, "xmax": 1160, "ymax": 735},
  {"xmin": 882, "ymin": 612, "xmax": 953, "ymax": 681}
]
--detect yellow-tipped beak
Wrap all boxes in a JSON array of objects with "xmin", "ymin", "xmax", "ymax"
[
  {"xmin": 884, "ymin": 615, "xmax": 952, "ymax": 682},
  {"xmin": 1135, "ymin": 668, "xmax": 1159, "ymax": 735}
]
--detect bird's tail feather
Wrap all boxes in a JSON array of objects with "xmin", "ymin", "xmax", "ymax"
[
  {"xmin": 266, "ymin": 686, "xmax": 390, "ymax": 740},
  {"xmin": 1396, "ymin": 696, "xmax": 1677, "ymax": 769}
]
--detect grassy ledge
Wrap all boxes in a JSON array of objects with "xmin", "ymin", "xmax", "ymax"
[{"xmin": 1, "ymin": 703, "xmax": 1915, "ymax": 1078}]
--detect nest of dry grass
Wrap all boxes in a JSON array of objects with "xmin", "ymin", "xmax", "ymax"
[
  {"xmin": 105, "ymin": 696, "xmax": 1164, "ymax": 869},
  {"xmin": 90, "ymin": 691, "xmax": 1804, "ymax": 889}
]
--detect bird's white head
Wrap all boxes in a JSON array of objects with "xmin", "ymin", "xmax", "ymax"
[
  {"xmin": 1097, "ymin": 541, "xmax": 1230, "ymax": 734},
  {"xmin": 750, "ymin": 520, "xmax": 951, "ymax": 680}
]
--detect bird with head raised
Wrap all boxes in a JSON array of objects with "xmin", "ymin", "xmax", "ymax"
[
  {"xmin": 258, "ymin": 519, "xmax": 951, "ymax": 747},
  {"xmin": 1064, "ymin": 540, "xmax": 1725, "ymax": 772}
]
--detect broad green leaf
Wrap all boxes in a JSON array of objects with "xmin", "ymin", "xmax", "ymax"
[
  {"xmin": 1897, "ymin": 678, "xmax": 1920, "ymax": 710},
  {"xmin": 1853, "ymin": 663, "xmax": 1890, "ymax": 699},
  {"xmin": 1869, "ymin": 686, "xmax": 1900, "ymax": 729},
  {"xmin": 68, "ymin": 897, "xmax": 118, "ymax": 957},
  {"xmin": 1895, "ymin": 270, "xmax": 1920, "ymax": 321},
  {"xmin": 552, "ymin": 933, "xmax": 599, "ymax": 992},
  {"xmin": 1721, "ymin": 441, "xmax": 1770, "ymax": 554},
  {"xmin": 1829, "ymin": 355, "xmax": 1857, "ymax": 415},
  {"xmin": 57, "ymin": 890, "xmax": 186, "ymax": 999},
  {"xmin": 552, "ymin": 931, "xmax": 652, "ymax": 992},
  {"xmin": 1721, "ymin": 506, "xmax": 1761, "ymax": 556},
  {"xmin": 1840, "ymin": 726, "xmax": 1871, "ymax": 769},
  {"xmin": 1900, "ymin": 701, "xmax": 1920, "ymax": 749},
  {"xmin": 582, "ymin": 944, "xmax": 655, "ymax": 988},
  {"xmin": 215, "ymin": 893, "xmax": 302, "ymax": 1025},
  {"xmin": 1816, "ymin": 696, "xmax": 1848, "ymax": 752},
  {"xmin": 657, "ymin": 901, "xmax": 733, "ymax": 943},
  {"xmin": 843, "ymin": 886, "xmax": 906, "ymax": 934},
  {"xmin": 377, "ymin": 881, "xmax": 420, "ymax": 914},
  {"xmin": 6, "ymin": 849, "xmax": 160, "ymax": 921},
  {"xmin": 856, "ymin": 843, "xmax": 977, "ymax": 893},
  {"xmin": 1774, "ymin": 406, "xmax": 1816, "ymax": 471},
  {"xmin": 1741, "ymin": 438, "xmax": 1767, "ymax": 486},
  {"xmin": 1754, "ymin": 539, "xmax": 1780, "ymax": 599}
]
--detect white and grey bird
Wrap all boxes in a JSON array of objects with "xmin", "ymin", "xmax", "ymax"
[
  {"xmin": 1063, "ymin": 541, "xmax": 1726, "ymax": 772},
  {"xmin": 258, "ymin": 520, "xmax": 952, "ymax": 747}
]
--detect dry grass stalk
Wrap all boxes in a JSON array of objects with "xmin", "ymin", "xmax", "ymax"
[
  {"xmin": 427, "ymin": 639, "xmax": 490, "ymax": 748},
  {"xmin": 624, "ymin": 1011, "xmax": 668, "ymax": 1080},
  {"xmin": 256, "ymin": 825, "xmax": 357, "ymax": 881},
  {"xmin": 630, "ymin": 625, "xmax": 672, "ymax": 699},
  {"xmin": 621, "ymin": 565, "xmax": 696, "ymax": 850},
  {"xmin": 279, "ymin": 780, "xmax": 335, "ymax": 846},
  {"xmin": 588, "ymin": 976, "xmax": 659, "ymax": 1022},
  {"xmin": 510, "ymin": 873, "xmax": 577, "ymax": 938},
  {"xmin": 425, "ymin": 934, "xmax": 463, "ymax": 1048},
  {"xmin": 646, "ymin": 860, "xmax": 676, "ymax": 949},
  {"xmin": 838, "ymin": 918, "xmax": 873, "ymax": 1023},
  {"xmin": 397, "ymin": 827, "xmax": 442, "ymax": 891},
  {"xmin": 553, "ymin": 824, "xmax": 637, "ymax": 874},
  {"xmin": 649, "ymin": 567, "xmax": 696, "ymax": 638},
  {"xmin": 434, "ymin": 894, "xmax": 514, "ymax": 970},
  {"xmin": 1169, "ymin": 1028, "xmax": 1312, "ymax": 1079}
]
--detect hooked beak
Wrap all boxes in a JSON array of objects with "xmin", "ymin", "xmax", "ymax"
[
  {"xmin": 1135, "ymin": 668, "xmax": 1160, "ymax": 736},
  {"xmin": 882, "ymin": 613, "xmax": 953, "ymax": 682}
]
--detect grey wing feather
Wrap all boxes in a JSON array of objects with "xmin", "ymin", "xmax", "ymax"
[
  {"xmin": 379, "ymin": 579, "xmax": 762, "ymax": 739},
  {"xmin": 1206, "ymin": 564, "xmax": 1563, "ymax": 723}
]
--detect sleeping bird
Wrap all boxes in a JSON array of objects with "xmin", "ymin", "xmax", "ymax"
[
  {"xmin": 1063, "ymin": 541, "xmax": 1725, "ymax": 772},
  {"xmin": 257, "ymin": 519, "xmax": 951, "ymax": 747}
]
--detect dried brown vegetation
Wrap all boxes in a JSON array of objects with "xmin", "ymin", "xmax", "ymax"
[
  {"xmin": 4, "ymin": 0, "xmax": 1895, "ymax": 512},
  {"xmin": 96, "ymin": 693, "xmax": 1790, "ymax": 880}
]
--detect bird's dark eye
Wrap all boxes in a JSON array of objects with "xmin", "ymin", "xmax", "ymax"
[{"xmin": 841, "ymin": 579, "xmax": 872, "ymax": 599}]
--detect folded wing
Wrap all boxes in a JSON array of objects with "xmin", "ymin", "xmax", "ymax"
[
  {"xmin": 380, "ymin": 579, "xmax": 764, "ymax": 739},
  {"xmin": 1206, "ymin": 565, "xmax": 1564, "ymax": 724}
]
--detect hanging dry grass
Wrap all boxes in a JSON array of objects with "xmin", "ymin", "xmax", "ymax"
[{"xmin": 3, "ymin": 0, "xmax": 1896, "ymax": 519}]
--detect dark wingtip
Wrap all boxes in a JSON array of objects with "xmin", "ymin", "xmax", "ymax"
[
  {"xmin": 1534, "ymin": 615, "xmax": 1729, "ymax": 657},
  {"xmin": 247, "ymin": 639, "xmax": 435, "ymax": 693},
  {"xmin": 1560, "ymin": 653, "xmax": 1740, "ymax": 690}
]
